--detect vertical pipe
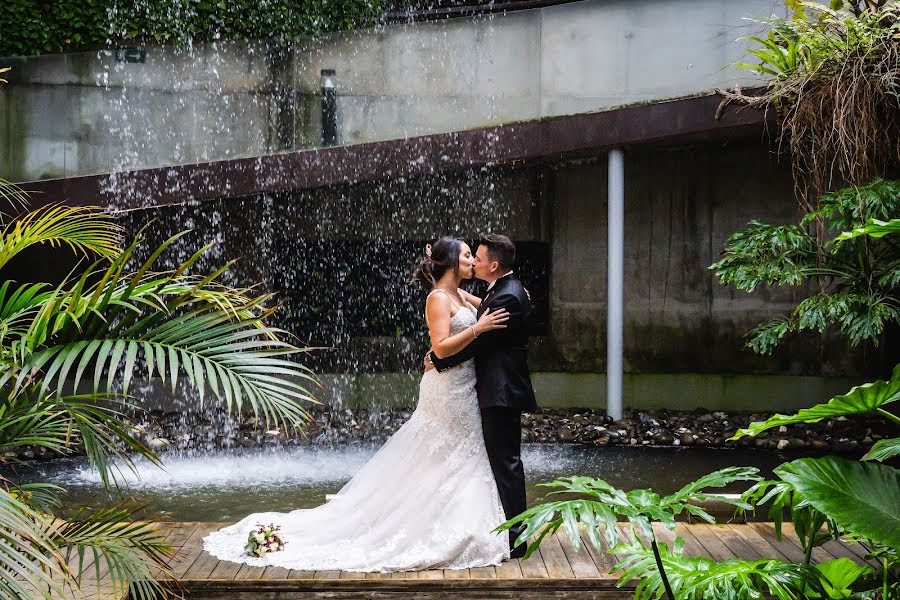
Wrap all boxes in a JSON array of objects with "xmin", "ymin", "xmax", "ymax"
[
  {"xmin": 320, "ymin": 69, "xmax": 337, "ymax": 147},
  {"xmin": 607, "ymin": 148, "xmax": 624, "ymax": 421}
]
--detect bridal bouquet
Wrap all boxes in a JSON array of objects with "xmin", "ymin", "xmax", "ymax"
[{"xmin": 245, "ymin": 523, "xmax": 285, "ymax": 557}]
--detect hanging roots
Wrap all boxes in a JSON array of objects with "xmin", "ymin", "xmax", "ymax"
[{"xmin": 718, "ymin": 4, "xmax": 900, "ymax": 210}]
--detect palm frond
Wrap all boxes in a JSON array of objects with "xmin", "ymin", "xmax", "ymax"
[
  {"xmin": 0, "ymin": 179, "xmax": 29, "ymax": 225},
  {"xmin": 0, "ymin": 489, "xmax": 67, "ymax": 599},
  {"xmin": 0, "ymin": 390, "xmax": 162, "ymax": 489},
  {"xmin": 49, "ymin": 500, "xmax": 175, "ymax": 600},
  {"xmin": 0, "ymin": 204, "xmax": 121, "ymax": 271},
  {"xmin": 1, "ymin": 235, "xmax": 318, "ymax": 433}
]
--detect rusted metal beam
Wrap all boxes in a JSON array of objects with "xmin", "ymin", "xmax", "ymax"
[{"xmin": 24, "ymin": 93, "xmax": 771, "ymax": 210}]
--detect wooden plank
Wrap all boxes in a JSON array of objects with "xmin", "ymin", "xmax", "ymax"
[
  {"xmin": 206, "ymin": 555, "xmax": 242, "ymax": 580},
  {"xmin": 496, "ymin": 558, "xmax": 523, "ymax": 580},
  {"xmin": 749, "ymin": 522, "xmax": 807, "ymax": 564},
  {"xmin": 688, "ymin": 523, "xmax": 738, "ymax": 561},
  {"xmin": 169, "ymin": 523, "xmax": 220, "ymax": 579},
  {"xmin": 519, "ymin": 546, "xmax": 550, "ymax": 579},
  {"xmin": 389, "ymin": 570, "xmax": 418, "ymax": 580},
  {"xmin": 287, "ymin": 569, "xmax": 316, "ymax": 579},
  {"xmin": 339, "ymin": 569, "xmax": 368, "ymax": 580},
  {"xmin": 261, "ymin": 565, "xmax": 292, "ymax": 579},
  {"xmin": 417, "ymin": 569, "xmax": 444, "ymax": 580},
  {"xmin": 556, "ymin": 530, "xmax": 601, "ymax": 578},
  {"xmin": 182, "ymin": 549, "xmax": 222, "ymax": 580},
  {"xmin": 706, "ymin": 524, "xmax": 763, "ymax": 560},
  {"xmin": 443, "ymin": 567, "xmax": 471, "ymax": 579},
  {"xmin": 578, "ymin": 527, "xmax": 617, "ymax": 577},
  {"xmin": 469, "ymin": 566, "xmax": 497, "ymax": 579},
  {"xmin": 365, "ymin": 571, "xmax": 388, "ymax": 579},
  {"xmin": 314, "ymin": 570, "xmax": 342, "ymax": 579},
  {"xmin": 780, "ymin": 523, "xmax": 840, "ymax": 564},
  {"xmin": 820, "ymin": 538, "xmax": 876, "ymax": 567},
  {"xmin": 728, "ymin": 524, "xmax": 790, "ymax": 561},
  {"xmin": 612, "ymin": 524, "xmax": 638, "ymax": 564},
  {"xmin": 232, "ymin": 563, "xmax": 267, "ymax": 580},
  {"xmin": 673, "ymin": 523, "xmax": 713, "ymax": 559},
  {"xmin": 538, "ymin": 531, "xmax": 575, "ymax": 579}
]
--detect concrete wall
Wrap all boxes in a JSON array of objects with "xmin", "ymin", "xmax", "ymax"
[
  {"xmin": 115, "ymin": 136, "xmax": 872, "ymax": 411},
  {"xmin": 1, "ymin": 0, "xmax": 777, "ymax": 182}
]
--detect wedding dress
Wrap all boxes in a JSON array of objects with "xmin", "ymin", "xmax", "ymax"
[{"xmin": 203, "ymin": 303, "xmax": 510, "ymax": 572}]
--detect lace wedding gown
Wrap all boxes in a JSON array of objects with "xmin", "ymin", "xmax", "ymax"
[{"xmin": 203, "ymin": 305, "xmax": 510, "ymax": 572}]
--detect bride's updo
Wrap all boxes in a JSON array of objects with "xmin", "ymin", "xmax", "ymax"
[{"xmin": 413, "ymin": 237, "xmax": 462, "ymax": 291}]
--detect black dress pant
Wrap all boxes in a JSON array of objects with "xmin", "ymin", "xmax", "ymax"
[{"xmin": 480, "ymin": 406, "xmax": 527, "ymax": 556}]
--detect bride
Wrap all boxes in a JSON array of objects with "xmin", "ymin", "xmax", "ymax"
[{"xmin": 203, "ymin": 237, "xmax": 513, "ymax": 572}]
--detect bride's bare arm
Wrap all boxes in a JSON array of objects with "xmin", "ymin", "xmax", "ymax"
[
  {"xmin": 425, "ymin": 293, "xmax": 508, "ymax": 359},
  {"xmin": 459, "ymin": 289, "xmax": 482, "ymax": 309}
]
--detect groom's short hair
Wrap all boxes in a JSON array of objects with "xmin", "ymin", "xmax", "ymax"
[{"xmin": 479, "ymin": 234, "xmax": 516, "ymax": 270}]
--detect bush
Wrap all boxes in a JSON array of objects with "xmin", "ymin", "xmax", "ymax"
[{"xmin": 0, "ymin": 0, "xmax": 384, "ymax": 57}]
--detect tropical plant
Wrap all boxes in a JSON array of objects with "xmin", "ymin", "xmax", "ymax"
[
  {"xmin": 720, "ymin": 1, "xmax": 900, "ymax": 205},
  {"xmin": 734, "ymin": 377, "xmax": 900, "ymax": 590},
  {"xmin": 0, "ymin": 177, "xmax": 318, "ymax": 598},
  {"xmin": 497, "ymin": 467, "xmax": 762, "ymax": 599},
  {"xmin": 710, "ymin": 178, "xmax": 900, "ymax": 354}
]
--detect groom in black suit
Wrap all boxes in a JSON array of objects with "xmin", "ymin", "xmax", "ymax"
[{"xmin": 427, "ymin": 234, "xmax": 537, "ymax": 559}]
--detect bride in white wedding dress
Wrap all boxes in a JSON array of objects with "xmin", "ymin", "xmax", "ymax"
[{"xmin": 203, "ymin": 237, "xmax": 513, "ymax": 572}]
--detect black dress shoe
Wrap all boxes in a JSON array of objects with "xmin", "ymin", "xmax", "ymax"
[{"xmin": 509, "ymin": 546, "xmax": 527, "ymax": 559}]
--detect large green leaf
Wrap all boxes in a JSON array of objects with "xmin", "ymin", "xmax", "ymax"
[
  {"xmin": 775, "ymin": 457, "xmax": 900, "ymax": 549},
  {"xmin": 813, "ymin": 557, "xmax": 873, "ymax": 599},
  {"xmin": 863, "ymin": 436, "xmax": 900, "ymax": 462},
  {"xmin": 835, "ymin": 218, "xmax": 900, "ymax": 241},
  {"xmin": 732, "ymin": 364, "xmax": 900, "ymax": 439}
]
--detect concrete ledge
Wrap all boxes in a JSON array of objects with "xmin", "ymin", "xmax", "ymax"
[
  {"xmin": 24, "ymin": 93, "xmax": 769, "ymax": 210},
  {"xmin": 316, "ymin": 372, "xmax": 860, "ymax": 411}
]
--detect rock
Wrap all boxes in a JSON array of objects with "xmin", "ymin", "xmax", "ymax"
[
  {"xmin": 778, "ymin": 425, "xmax": 789, "ymax": 434},
  {"xmin": 697, "ymin": 413, "xmax": 715, "ymax": 424},
  {"xmin": 788, "ymin": 438, "xmax": 807, "ymax": 449},
  {"xmin": 811, "ymin": 440, "xmax": 829, "ymax": 451},
  {"xmin": 777, "ymin": 439, "xmax": 790, "ymax": 450},
  {"xmin": 593, "ymin": 437, "xmax": 609, "ymax": 446},
  {"xmin": 679, "ymin": 433, "xmax": 695, "ymax": 446},
  {"xmin": 652, "ymin": 431, "xmax": 675, "ymax": 445},
  {"xmin": 557, "ymin": 426, "xmax": 575, "ymax": 442}
]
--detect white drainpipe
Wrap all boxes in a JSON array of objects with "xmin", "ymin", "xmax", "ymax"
[{"xmin": 607, "ymin": 148, "xmax": 624, "ymax": 421}]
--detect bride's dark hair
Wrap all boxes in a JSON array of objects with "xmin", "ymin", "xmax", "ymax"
[{"xmin": 413, "ymin": 237, "xmax": 462, "ymax": 291}]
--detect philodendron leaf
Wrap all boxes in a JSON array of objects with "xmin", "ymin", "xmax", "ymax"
[
  {"xmin": 813, "ymin": 558, "xmax": 873, "ymax": 599},
  {"xmin": 775, "ymin": 457, "xmax": 900, "ymax": 549},
  {"xmin": 732, "ymin": 364, "xmax": 900, "ymax": 439},
  {"xmin": 863, "ymin": 436, "xmax": 900, "ymax": 462},
  {"xmin": 834, "ymin": 218, "xmax": 900, "ymax": 241}
]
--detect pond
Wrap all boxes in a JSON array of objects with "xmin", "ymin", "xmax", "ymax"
[{"xmin": 14, "ymin": 444, "xmax": 792, "ymax": 522}]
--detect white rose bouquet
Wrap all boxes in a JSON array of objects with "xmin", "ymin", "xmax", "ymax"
[{"xmin": 245, "ymin": 523, "xmax": 286, "ymax": 557}]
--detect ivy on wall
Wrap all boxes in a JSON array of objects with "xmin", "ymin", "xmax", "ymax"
[{"xmin": 0, "ymin": 0, "xmax": 384, "ymax": 57}]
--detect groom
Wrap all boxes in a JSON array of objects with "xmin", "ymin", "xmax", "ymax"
[{"xmin": 426, "ymin": 234, "xmax": 537, "ymax": 559}]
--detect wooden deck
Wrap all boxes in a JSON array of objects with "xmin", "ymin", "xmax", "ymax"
[
  {"xmin": 80, "ymin": 520, "xmax": 874, "ymax": 599},
  {"xmin": 52, "ymin": 519, "xmax": 877, "ymax": 598}
]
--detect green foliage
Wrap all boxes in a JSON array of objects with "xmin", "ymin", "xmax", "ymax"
[
  {"xmin": 863, "ymin": 436, "xmax": 900, "ymax": 461},
  {"xmin": 732, "ymin": 363, "xmax": 900, "ymax": 439},
  {"xmin": 727, "ymin": 2, "xmax": 900, "ymax": 203},
  {"xmin": 497, "ymin": 467, "xmax": 759, "ymax": 559},
  {"xmin": 614, "ymin": 539, "xmax": 825, "ymax": 600},
  {"xmin": 812, "ymin": 557, "xmax": 875, "ymax": 599},
  {"xmin": 0, "ymin": 180, "xmax": 318, "ymax": 597},
  {"xmin": 776, "ymin": 457, "xmax": 900, "ymax": 549},
  {"xmin": 741, "ymin": 478, "xmax": 841, "ymax": 565},
  {"xmin": 710, "ymin": 179, "xmax": 900, "ymax": 354},
  {"xmin": 0, "ymin": 0, "xmax": 383, "ymax": 57}
]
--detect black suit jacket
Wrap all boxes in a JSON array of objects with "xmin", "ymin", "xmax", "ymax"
[{"xmin": 429, "ymin": 275, "xmax": 538, "ymax": 412}]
